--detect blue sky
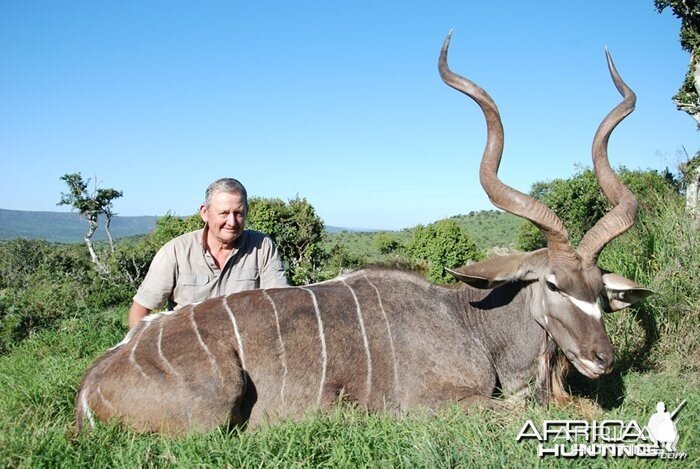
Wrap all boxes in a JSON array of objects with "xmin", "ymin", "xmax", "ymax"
[{"xmin": 1, "ymin": 1, "xmax": 697, "ymax": 230}]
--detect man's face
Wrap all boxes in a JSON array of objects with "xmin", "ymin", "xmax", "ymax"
[{"xmin": 200, "ymin": 191, "xmax": 246, "ymax": 246}]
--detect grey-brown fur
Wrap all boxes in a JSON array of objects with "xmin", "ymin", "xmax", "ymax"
[{"xmin": 77, "ymin": 268, "xmax": 551, "ymax": 434}]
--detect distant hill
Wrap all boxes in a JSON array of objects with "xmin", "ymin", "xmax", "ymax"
[
  {"xmin": 0, "ymin": 209, "xmax": 368, "ymax": 244},
  {"xmin": 448, "ymin": 210, "xmax": 525, "ymax": 250},
  {"xmin": 0, "ymin": 209, "xmax": 158, "ymax": 244},
  {"xmin": 326, "ymin": 210, "xmax": 526, "ymax": 261}
]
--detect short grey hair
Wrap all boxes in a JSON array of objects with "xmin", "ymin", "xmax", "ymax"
[{"xmin": 204, "ymin": 178, "xmax": 248, "ymax": 213}]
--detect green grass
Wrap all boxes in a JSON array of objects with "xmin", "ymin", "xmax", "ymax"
[{"xmin": 0, "ymin": 302, "xmax": 697, "ymax": 467}]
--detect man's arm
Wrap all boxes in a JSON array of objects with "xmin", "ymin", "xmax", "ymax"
[
  {"xmin": 259, "ymin": 235, "xmax": 289, "ymax": 288},
  {"xmin": 128, "ymin": 300, "xmax": 152, "ymax": 330},
  {"xmin": 130, "ymin": 240, "xmax": 178, "ymax": 327}
]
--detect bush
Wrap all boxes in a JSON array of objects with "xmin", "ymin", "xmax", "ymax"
[
  {"xmin": 517, "ymin": 167, "xmax": 678, "ymax": 250},
  {"xmin": 247, "ymin": 197, "xmax": 327, "ymax": 285},
  {"xmin": 372, "ymin": 232, "xmax": 403, "ymax": 254},
  {"xmin": 406, "ymin": 219, "xmax": 483, "ymax": 284},
  {"xmin": 144, "ymin": 213, "xmax": 204, "ymax": 251},
  {"xmin": 0, "ymin": 239, "xmax": 97, "ymax": 352}
]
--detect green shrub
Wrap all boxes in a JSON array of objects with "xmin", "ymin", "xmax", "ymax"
[
  {"xmin": 317, "ymin": 243, "xmax": 364, "ymax": 281},
  {"xmin": 372, "ymin": 232, "xmax": 403, "ymax": 254},
  {"xmin": 0, "ymin": 243, "xmax": 94, "ymax": 353},
  {"xmin": 247, "ymin": 197, "xmax": 327, "ymax": 285},
  {"xmin": 406, "ymin": 219, "xmax": 483, "ymax": 284},
  {"xmin": 0, "ymin": 239, "xmax": 129, "ymax": 352},
  {"xmin": 516, "ymin": 167, "xmax": 678, "ymax": 250},
  {"xmin": 144, "ymin": 213, "xmax": 204, "ymax": 251}
]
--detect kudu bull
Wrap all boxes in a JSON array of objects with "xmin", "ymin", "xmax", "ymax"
[{"xmin": 76, "ymin": 34, "xmax": 652, "ymax": 435}]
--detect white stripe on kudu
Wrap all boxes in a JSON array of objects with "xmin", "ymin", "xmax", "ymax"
[
  {"xmin": 79, "ymin": 388, "xmax": 95, "ymax": 429},
  {"xmin": 363, "ymin": 274, "xmax": 399, "ymax": 398},
  {"xmin": 263, "ymin": 290, "xmax": 289, "ymax": 405},
  {"xmin": 157, "ymin": 320, "xmax": 182, "ymax": 380},
  {"xmin": 96, "ymin": 385, "xmax": 115, "ymax": 411},
  {"xmin": 129, "ymin": 322, "xmax": 150, "ymax": 380},
  {"xmin": 341, "ymin": 279, "xmax": 373, "ymax": 402},
  {"xmin": 300, "ymin": 287, "xmax": 327, "ymax": 407},
  {"xmin": 568, "ymin": 295, "xmax": 603, "ymax": 319},
  {"xmin": 190, "ymin": 307, "xmax": 223, "ymax": 383},
  {"xmin": 222, "ymin": 297, "xmax": 247, "ymax": 372}
]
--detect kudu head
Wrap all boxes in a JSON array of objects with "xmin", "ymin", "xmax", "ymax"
[{"xmin": 439, "ymin": 32, "xmax": 652, "ymax": 379}]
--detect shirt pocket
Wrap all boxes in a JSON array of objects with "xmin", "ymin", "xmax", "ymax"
[
  {"xmin": 231, "ymin": 268, "xmax": 260, "ymax": 292},
  {"xmin": 176, "ymin": 272, "xmax": 212, "ymax": 306}
]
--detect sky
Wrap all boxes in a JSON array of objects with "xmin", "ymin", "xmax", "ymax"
[{"xmin": 1, "ymin": 1, "xmax": 697, "ymax": 231}]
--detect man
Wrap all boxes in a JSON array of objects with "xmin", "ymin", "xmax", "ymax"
[{"xmin": 128, "ymin": 178, "xmax": 288, "ymax": 329}]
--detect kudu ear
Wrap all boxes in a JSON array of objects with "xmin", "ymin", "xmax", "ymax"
[
  {"xmin": 447, "ymin": 249, "xmax": 548, "ymax": 289},
  {"xmin": 600, "ymin": 272, "xmax": 654, "ymax": 312}
]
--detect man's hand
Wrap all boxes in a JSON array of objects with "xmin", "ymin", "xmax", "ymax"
[{"xmin": 128, "ymin": 301, "xmax": 152, "ymax": 330}]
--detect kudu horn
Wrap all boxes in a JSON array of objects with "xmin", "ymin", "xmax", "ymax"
[{"xmin": 577, "ymin": 49, "xmax": 638, "ymax": 267}]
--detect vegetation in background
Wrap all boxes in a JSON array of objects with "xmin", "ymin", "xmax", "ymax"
[
  {"xmin": 372, "ymin": 231, "xmax": 403, "ymax": 255},
  {"xmin": 516, "ymin": 167, "xmax": 678, "ymax": 250},
  {"xmin": 450, "ymin": 210, "xmax": 524, "ymax": 249},
  {"xmin": 326, "ymin": 210, "xmax": 523, "ymax": 271}
]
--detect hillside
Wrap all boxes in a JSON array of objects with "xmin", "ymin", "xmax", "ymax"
[
  {"xmin": 448, "ymin": 210, "xmax": 525, "ymax": 249},
  {"xmin": 0, "ymin": 208, "xmax": 370, "ymax": 244},
  {"xmin": 1, "ymin": 208, "xmax": 523, "ymax": 248},
  {"xmin": 0, "ymin": 209, "xmax": 158, "ymax": 243},
  {"xmin": 326, "ymin": 210, "xmax": 525, "ymax": 260}
]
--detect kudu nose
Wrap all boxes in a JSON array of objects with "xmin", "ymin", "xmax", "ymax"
[{"xmin": 594, "ymin": 351, "xmax": 612, "ymax": 371}]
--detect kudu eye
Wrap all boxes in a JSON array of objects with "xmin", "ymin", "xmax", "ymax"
[{"xmin": 545, "ymin": 275, "xmax": 560, "ymax": 293}]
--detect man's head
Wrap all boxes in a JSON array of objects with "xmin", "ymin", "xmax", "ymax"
[
  {"xmin": 203, "ymin": 178, "xmax": 248, "ymax": 213},
  {"xmin": 200, "ymin": 178, "xmax": 248, "ymax": 247}
]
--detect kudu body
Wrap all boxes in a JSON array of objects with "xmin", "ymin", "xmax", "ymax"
[{"xmin": 76, "ymin": 34, "xmax": 652, "ymax": 435}]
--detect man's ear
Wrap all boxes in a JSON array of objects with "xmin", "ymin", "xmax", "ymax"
[
  {"xmin": 601, "ymin": 272, "xmax": 654, "ymax": 312},
  {"xmin": 447, "ymin": 249, "xmax": 548, "ymax": 289},
  {"xmin": 199, "ymin": 204, "xmax": 208, "ymax": 223}
]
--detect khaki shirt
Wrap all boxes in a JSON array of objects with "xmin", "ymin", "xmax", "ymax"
[{"xmin": 134, "ymin": 229, "xmax": 288, "ymax": 310}]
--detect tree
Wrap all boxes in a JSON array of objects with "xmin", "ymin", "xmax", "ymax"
[
  {"xmin": 246, "ymin": 196, "xmax": 327, "ymax": 285},
  {"xmin": 654, "ymin": 2, "xmax": 700, "ymax": 220},
  {"xmin": 655, "ymin": 0, "xmax": 700, "ymax": 127},
  {"xmin": 97, "ymin": 187, "xmax": 123, "ymax": 253},
  {"xmin": 57, "ymin": 173, "xmax": 123, "ymax": 271},
  {"xmin": 406, "ymin": 219, "xmax": 483, "ymax": 284},
  {"xmin": 679, "ymin": 151, "xmax": 700, "ymax": 223}
]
